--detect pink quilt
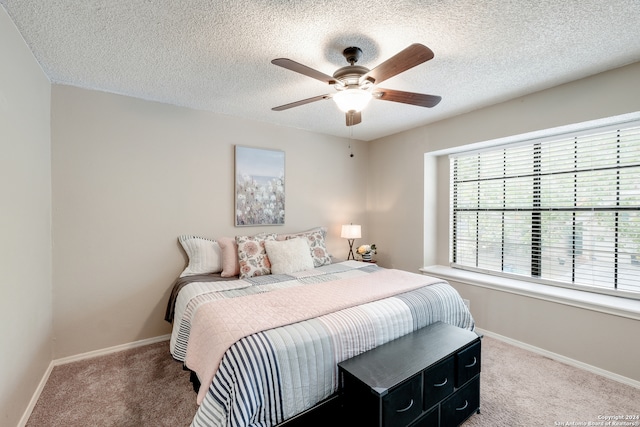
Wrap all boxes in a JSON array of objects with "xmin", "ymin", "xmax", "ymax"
[{"xmin": 185, "ymin": 268, "xmax": 443, "ymax": 404}]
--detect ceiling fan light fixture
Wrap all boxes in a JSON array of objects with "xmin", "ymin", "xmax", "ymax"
[
  {"xmin": 333, "ymin": 87, "xmax": 372, "ymax": 113},
  {"xmin": 271, "ymin": 44, "xmax": 440, "ymax": 124}
]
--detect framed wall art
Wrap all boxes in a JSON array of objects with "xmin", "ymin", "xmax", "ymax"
[{"xmin": 235, "ymin": 145, "xmax": 285, "ymax": 226}]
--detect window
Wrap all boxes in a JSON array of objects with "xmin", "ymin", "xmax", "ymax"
[{"xmin": 450, "ymin": 122, "xmax": 640, "ymax": 298}]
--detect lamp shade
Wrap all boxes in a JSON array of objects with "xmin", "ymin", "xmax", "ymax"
[
  {"xmin": 333, "ymin": 88, "xmax": 372, "ymax": 113},
  {"xmin": 341, "ymin": 224, "xmax": 361, "ymax": 239}
]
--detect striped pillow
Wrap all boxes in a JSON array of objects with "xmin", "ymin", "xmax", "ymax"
[{"xmin": 178, "ymin": 235, "xmax": 222, "ymax": 277}]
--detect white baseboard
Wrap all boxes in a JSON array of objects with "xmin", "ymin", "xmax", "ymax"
[
  {"xmin": 18, "ymin": 334, "xmax": 171, "ymax": 427},
  {"xmin": 52, "ymin": 334, "xmax": 170, "ymax": 366},
  {"xmin": 476, "ymin": 327, "xmax": 640, "ymax": 390},
  {"xmin": 18, "ymin": 361, "xmax": 55, "ymax": 427}
]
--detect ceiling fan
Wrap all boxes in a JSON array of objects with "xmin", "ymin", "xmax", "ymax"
[{"xmin": 271, "ymin": 43, "xmax": 441, "ymax": 126}]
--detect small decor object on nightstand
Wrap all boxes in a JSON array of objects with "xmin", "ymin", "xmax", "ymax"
[{"xmin": 357, "ymin": 244, "xmax": 376, "ymax": 262}]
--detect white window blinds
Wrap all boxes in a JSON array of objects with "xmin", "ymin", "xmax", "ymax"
[{"xmin": 450, "ymin": 124, "xmax": 640, "ymax": 297}]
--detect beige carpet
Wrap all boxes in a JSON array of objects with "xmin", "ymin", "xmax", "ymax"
[
  {"xmin": 461, "ymin": 337, "xmax": 640, "ymax": 426},
  {"xmin": 26, "ymin": 336, "xmax": 640, "ymax": 426},
  {"xmin": 26, "ymin": 341, "xmax": 198, "ymax": 427}
]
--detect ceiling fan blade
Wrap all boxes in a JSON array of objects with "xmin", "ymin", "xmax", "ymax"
[
  {"xmin": 360, "ymin": 44, "xmax": 434, "ymax": 85},
  {"xmin": 373, "ymin": 88, "xmax": 442, "ymax": 108},
  {"xmin": 272, "ymin": 94, "xmax": 331, "ymax": 111},
  {"xmin": 271, "ymin": 58, "xmax": 338, "ymax": 85},
  {"xmin": 346, "ymin": 111, "xmax": 362, "ymax": 126}
]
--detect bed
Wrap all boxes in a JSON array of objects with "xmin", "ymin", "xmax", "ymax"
[{"xmin": 166, "ymin": 230, "xmax": 474, "ymax": 427}]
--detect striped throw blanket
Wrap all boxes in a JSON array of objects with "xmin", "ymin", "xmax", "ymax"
[{"xmin": 186, "ymin": 268, "xmax": 443, "ymax": 404}]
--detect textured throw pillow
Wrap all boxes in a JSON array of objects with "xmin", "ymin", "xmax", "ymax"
[
  {"xmin": 217, "ymin": 237, "xmax": 240, "ymax": 277},
  {"xmin": 277, "ymin": 226, "xmax": 325, "ymax": 241},
  {"xmin": 285, "ymin": 227, "xmax": 332, "ymax": 267},
  {"xmin": 265, "ymin": 238, "xmax": 314, "ymax": 275},
  {"xmin": 236, "ymin": 233, "xmax": 277, "ymax": 279},
  {"xmin": 178, "ymin": 235, "xmax": 222, "ymax": 277}
]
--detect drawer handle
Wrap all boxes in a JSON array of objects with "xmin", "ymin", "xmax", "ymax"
[
  {"xmin": 456, "ymin": 400, "xmax": 469, "ymax": 411},
  {"xmin": 465, "ymin": 357, "xmax": 477, "ymax": 368},
  {"xmin": 396, "ymin": 399, "xmax": 414, "ymax": 413},
  {"xmin": 434, "ymin": 378, "xmax": 448, "ymax": 387}
]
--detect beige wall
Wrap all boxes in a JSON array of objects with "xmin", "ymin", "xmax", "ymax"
[
  {"xmin": 448, "ymin": 279, "xmax": 640, "ymax": 381},
  {"xmin": 369, "ymin": 62, "xmax": 640, "ymax": 381},
  {"xmin": 371, "ymin": 61, "xmax": 640, "ymax": 271},
  {"xmin": 0, "ymin": 7, "xmax": 52, "ymax": 426},
  {"xmin": 51, "ymin": 85, "xmax": 370, "ymax": 359}
]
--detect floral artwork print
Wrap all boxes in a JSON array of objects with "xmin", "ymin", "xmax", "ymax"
[{"xmin": 235, "ymin": 146, "xmax": 285, "ymax": 226}]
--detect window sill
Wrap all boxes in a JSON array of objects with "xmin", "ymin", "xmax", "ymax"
[{"xmin": 420, "ymin": 265, "xmax": 640, "ymax": 321}]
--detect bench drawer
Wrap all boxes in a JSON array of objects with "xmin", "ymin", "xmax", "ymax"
[
  {"xmin": 441, "ymin": 376, "xmax": 480, "ymax": 426},
  {"xmin": 423, "ymin": 357, "xmax": 455, "ymax": 410},
  {"xmin": 456, "ymin": 341, "xmax": 481, "ymax": 387},
  {"xmin": 383, "ymin": 374, "xmax": 422, "ymax": 426}
]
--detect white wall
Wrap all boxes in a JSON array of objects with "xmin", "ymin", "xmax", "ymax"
[
  {"xmin": 51, "ymin": 85, "xmax": 371, "ymax": 359},
  {"xmin": 0, "ymin": 7, "xmax": 52, "ymax": 426},
  {"xmin": 369, "ymin": 62, "xmax": 640, "ymax": 382}
]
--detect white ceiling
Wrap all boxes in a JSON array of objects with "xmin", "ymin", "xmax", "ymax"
[{"xmin": 2, "ymin": 0, "xmax": 640, "ymax": 141}]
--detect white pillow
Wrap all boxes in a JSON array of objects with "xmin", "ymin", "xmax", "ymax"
[
  {"xmin": 265, "ymin": 238, "xmax": 314, "ymax": 275},
  {"xmin": 283, "ymin": 227, "xmax": 332, "ymax": 267},
  {"xmin": 178, "ymin": 235, "xmax": 222, "ymax": 277}
]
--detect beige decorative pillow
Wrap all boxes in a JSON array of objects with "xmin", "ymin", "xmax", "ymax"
[
  {"xmin": 236, "ymin": 233, "xmax": 277, "ymax": 279},
  {"xmin": 265, "ymin": 238, "xmax": 314, "ymax": 275},
  {"xmin": 277, "ymin": 226, "xmax": 325, "ymax": 241},
  {"xmin": 177, "ymin": 235, "xmax": 222, "ymax": 277},
  {"xmin": 217, "ymin": 237, "xmax": 240, "ymax": 277},
  {"xmin": 285, "ymin": 227, "xmax": 332, "ymax": 267}
]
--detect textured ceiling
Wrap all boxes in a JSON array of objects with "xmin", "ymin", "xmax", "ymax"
[{"xmin": 2, "ymin": 0, "xmax": 640, "ymax": 141}]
